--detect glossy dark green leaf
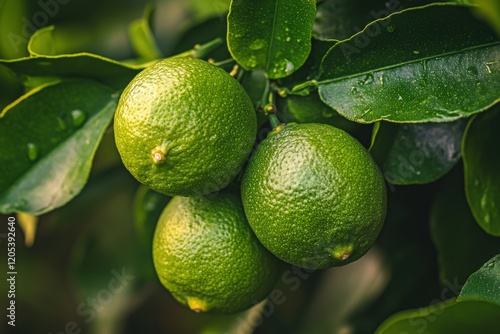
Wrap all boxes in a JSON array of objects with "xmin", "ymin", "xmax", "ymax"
[
  {"xmin": 430, "ymin": 170, "xmax": 500, "ymax": 285},
  {"xmin": 462, "ymin": 106, "xmax": 500, "ymax": 236},
  {"xmin": 279, "ymin": 37, "xmax": 336, "ymax": 90},
  {"xmin": 317, "ymin": 3, "xmax": 500, "ymax": 123},
  {"xmin": 370, "ymin": 120, "xmax": 466, "ymax": 184},
  {"xmin": 279, "ymin": 92, "xmax": 359, "ymax": 134},
  {"xmin": 314, "ymin": 0, "xmax": 389, "ymax": 40},
  {"xmin": 376, "ymin": 300, "xmax": 500, "ymax": 334},
  {"xmin": 458, "ymin": 254, "xmax": 500, "ymax": 306},
  {"xmin": 0, "ymin": 79, "xmax": 118, "ymax": 215},
  {"xmin": 129, "ymin": 4, "xmax": 162, "ymax": 61},
  {"xmin": 0, "ymin": 51, "xmax": 152, "ymax": 90},
  {"xmin": 227, "ymin": 0, "xmax": 316, "ymax": 78},
  {"xmin": 240, "ymin": 70, "xmax": 268, "ymax": 108}
]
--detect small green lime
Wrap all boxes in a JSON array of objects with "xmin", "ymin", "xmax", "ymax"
[
  {"xmin": 242, "ymin": 123, "xmax": 386, "ymax": 269},
  {"xmin": 114, "ymin": 57, "xmax": 256, "ymax": 196},
  {"xmin": 152, "ymin": 191, "xmax": 280, "ymax": 314}
]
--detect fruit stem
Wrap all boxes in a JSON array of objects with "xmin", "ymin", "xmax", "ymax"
[
  {"xmin": 290, "ymin": 80, "xmax": 318, "ymax": 95},
  {"xmin": 174, "ymin": 38, "xmax": 224, "ymax": 59},
  {"xmin": 269, "ymin": 113, "xmax": 282, "ymax": 129},
  {"xmin": 209, "ymin": 58, "xmax": 236, "ymax": 67}
]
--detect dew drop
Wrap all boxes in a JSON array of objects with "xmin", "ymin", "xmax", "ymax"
[
  {"xmin": 296, "ymin": 38, "xmax": 302, "ymax": 43},
  {"xmin": 249, "ymin": 39, "xmax": 265, "ymax": 51},
  {"xmin": 286, "ymin": 37, "xmax": 291, "ymax": 42},
  {"xmin": 71, "ymin": 109, "xmax": 87, "ymax": 127},
  {"xmin": 351, "ymin": 86, "xmax": 358, "ymax": 94},
  {"xmin": 481, "ymin": 193, "xmax": 488, "ymax": 209},
  {"xmin": 247, "ymin": 56, "xmax": 257, "ymax": 68},
  {"xmin": 27, "ymin": 143, "xmax": 38, "ymax": 161},
  {"xmin": 386, "ymin": 25, "xmax": 396, "ymax": 33},
  {"xmin": 413, "ymin": 50, "xmax": 420, "ymax": 55},
  {"xmin": 284, "ymin": 59, "xmax": 294, "ymax": 73}
]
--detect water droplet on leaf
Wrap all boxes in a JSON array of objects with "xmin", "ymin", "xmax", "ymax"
[
  {"xmin": 27, "ymin": 143, "xmax": 38, "ymax": 161},
  {"xmin": 284, "ymin": 59, "xmax": 294, "ymax": 73},
  {"xmin": 413, "ymin": 50, "xmax": 420, "ymax": 55},
  {"xmin": 249, "ymin": 39, "xmax": 265, "ymax": 50},
  {"xmin": 71, "ymin": 110, "xmax": 87, "ymax": 127},
  {"xmin": 386, "ymin": 26, "xmax": 396, "ymax": 33},
  {"xmin": 247, "ymin": 56, "xmax": 257, "ymax": 68}
]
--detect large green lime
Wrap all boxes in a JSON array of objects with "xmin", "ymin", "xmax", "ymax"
[
  {"xmin": 153, "ymin": 191, "xmax": 280, "ymax": 314},
  {"xmin": 114, "ymin": 57, "xmax": 256, "ymax": 196},
  {"xmin": 242, "ymin": 123, "xmax": 386, "ymax": 269}
]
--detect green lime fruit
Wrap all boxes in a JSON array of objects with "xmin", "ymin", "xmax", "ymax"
[
  {"xmin": 152, "ymin": 191, "xmax": 281, "ymax": 314},
  {"xmin": 114, "ymin": 57, "xmax": 256, "ymax": 196},
  {"xmin": 242, "ymin": 123, "xmax": 386, "ymax": 269}
]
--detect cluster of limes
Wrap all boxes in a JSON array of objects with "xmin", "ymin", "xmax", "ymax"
[{"xmin": 114, "ymin": 57, "xmax": 387, "ymax": 314}]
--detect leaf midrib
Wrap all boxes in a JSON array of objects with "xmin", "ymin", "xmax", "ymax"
[
  {"xmin": 266, "ymin": 0, "xmax": 280, "ymax": 73},
  {"xmin": 318, "ymin": 41, "xmax": 500, "ymax": 86}
]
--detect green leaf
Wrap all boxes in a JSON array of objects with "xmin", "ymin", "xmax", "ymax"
[
  {"xmin": 227, "ymin": 0, "xmax": 316, "ymax": 78},
  {"xmin": 0, "ymin": 51, "xmax": 152, "ymax": 90},
  {"xmin": 129, "ymin": 4, "xmax": 162, "ymax": 61},
  {"xmin": 279, "ymin": 37, "xmax": 336, "ymax": 90},
  {"xmin": 27, "ymin": 25, "xmax": 58, "ymax": 56},
  {"xmin": 462, "ymin": 106, "xmax": 500, "ymax": 236},
  {"xmin": 370, "ymin": 119, "xmax": 466, "ymax": 184},
  {"xmin": 430, "ymin": 170, "xmax": 500, "ymax": 285},
  {"xmin": 376, "ymin": 300, "xmax": 500, "ymax": 334},
  {"xmin": 317, "ymin": 3, "xmax": 500, "ymax": 123},
  {"xmin": 0, "ymin": 79, "xmax": 118, "ymax": 215},
  {"xmin": 314, "ymin": 0, "xmax": 392, "ymax": 40},
  {"xmin": 458, "ymin": 254, "xmax": 500, "ymax": 306},
  {"xmin": 279, "ymin": 92, "xmax": 360, "ymax": 134}
]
